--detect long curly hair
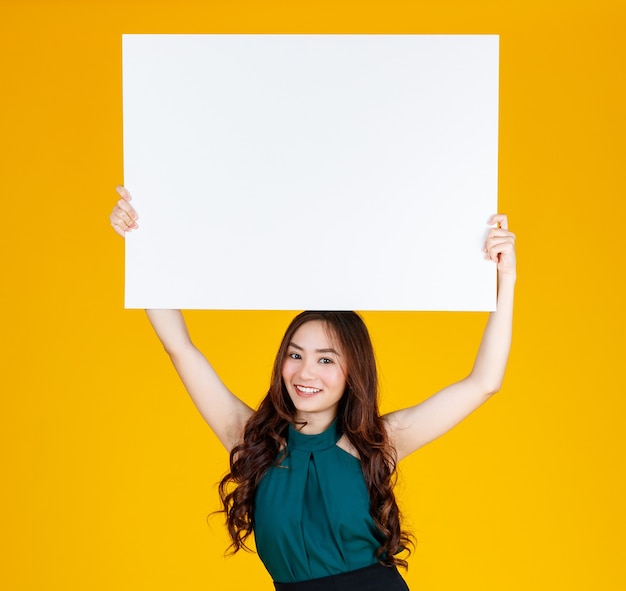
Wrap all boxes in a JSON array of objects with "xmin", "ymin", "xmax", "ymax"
[{"xmin": 218, "ymin": 311, "xmax": 412, "ymax": 568}]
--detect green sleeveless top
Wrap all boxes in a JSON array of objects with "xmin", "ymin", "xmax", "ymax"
[{"xmin": 253, "ymin": 419, "xmax": 383, "ymax": 583}]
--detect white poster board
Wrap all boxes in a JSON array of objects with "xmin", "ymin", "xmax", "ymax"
[{"xmin": 122, "ymin": 35, "xmax": 499, "ymax": 311}]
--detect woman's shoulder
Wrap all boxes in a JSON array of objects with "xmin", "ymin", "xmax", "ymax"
[{"xmin": 336, "ymin": 434, "xmax": 360, "ymax": 459}]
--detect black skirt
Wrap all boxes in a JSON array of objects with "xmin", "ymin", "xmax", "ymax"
[{"xmin": 273, "ymin": 563, "xmax": 410, "ymax": 591}]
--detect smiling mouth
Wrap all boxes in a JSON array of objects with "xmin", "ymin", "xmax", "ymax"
[{"xmin": 295, "ymin": 385, "xmax": 322, "ymax": 396}]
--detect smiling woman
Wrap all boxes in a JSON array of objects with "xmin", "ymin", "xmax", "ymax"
[
  {"xmin": 109, "ymin": 186, "xmax": 516, "ymax": 591},
  {"xmin": 221, "ymin": 311, "xmax": 410, "ymax": 590}
]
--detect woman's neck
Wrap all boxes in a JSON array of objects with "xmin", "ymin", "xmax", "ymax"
[{"xmin": 294, "ymin": 411, "xmax": 338, "ymax": 434}]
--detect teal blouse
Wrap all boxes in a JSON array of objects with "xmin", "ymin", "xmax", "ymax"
[{"xmin": 253, "ymin": 420, "xmax": 383, "ymax": 583}]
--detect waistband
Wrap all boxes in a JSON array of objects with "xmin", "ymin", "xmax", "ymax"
[{"xmin": 273, "ymin": 562, "xmax": 409, "ymax": 591}]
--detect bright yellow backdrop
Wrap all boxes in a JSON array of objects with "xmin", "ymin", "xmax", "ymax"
[{"xmin": 2, "ymin": 1, "xmax": 624, "ymax": 589}]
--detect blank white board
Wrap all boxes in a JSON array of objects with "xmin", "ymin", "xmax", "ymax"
[{"xmin": 122, "ymin": 34, "xmax": 499, "ymax": 311}]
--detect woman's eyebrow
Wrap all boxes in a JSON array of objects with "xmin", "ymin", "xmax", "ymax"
[
  {"xmin": 317, "ymin": 348, "xmax": 340, "ymax": 355},
  {"xmin": 288, "ymin": 341, "xmax": 340, "ymax": 355}
]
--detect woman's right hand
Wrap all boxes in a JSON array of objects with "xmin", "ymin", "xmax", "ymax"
[{"xmin": 110, "ymin": 186, "xmax": 138, "ymax": 238}]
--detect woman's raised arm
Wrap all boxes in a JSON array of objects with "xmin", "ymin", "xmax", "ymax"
[
  {"xmin": 383, "ymin": 215, "xmax": 516, "ymax": 461},
  {"xmin": 111, "ymin": 187, "xmax": 254, "ymax": 452}
]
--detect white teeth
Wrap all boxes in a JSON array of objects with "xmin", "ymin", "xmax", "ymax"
[{"xmin": 296, "ymin": 386, "xmax": 321, "ymax": 394}]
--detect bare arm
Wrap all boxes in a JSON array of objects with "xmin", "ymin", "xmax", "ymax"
[
  {"xmin": 384, "ymin": 215, "xmax": 516, "ymax": 461},
  {"xmin": 145, "ymin": 309, "xmax": 254, "ymax": 451},
  {"xmin": 111, "ymin": 187, "xmax": 253, "ymax": 452}
]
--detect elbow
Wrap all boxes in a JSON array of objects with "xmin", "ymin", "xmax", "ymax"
[
  {"xmin": 484, "ymin": 385, "xmax": 502, "ymax": 398},
  {"xmin": 162, "ymin": 338, "xmax": 194, "ymax": 359},
  {"xmin": 469, "ymin": 373, "xmax": 504, "ymax": 399},
  {"xmin": 483, "ymin": 379, "xmax": 504, "ymax": 398},
  {"xmin": 162, "ymin": 342, "xmax": 178, "ymax": 357}
]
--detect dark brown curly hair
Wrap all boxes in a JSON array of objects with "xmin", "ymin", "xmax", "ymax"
[{"xmin": 218, "ymin": 311, "xmax": 412, "ymax": 568}]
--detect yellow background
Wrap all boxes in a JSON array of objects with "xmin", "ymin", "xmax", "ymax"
[{"xmin": 2, "ymin": 0, "xmax": 625, "ymax": 589}]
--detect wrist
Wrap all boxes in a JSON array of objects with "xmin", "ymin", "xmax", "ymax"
[{"xmin": 497, "ymin": 271, "xmax": 517, "ymax": 284}]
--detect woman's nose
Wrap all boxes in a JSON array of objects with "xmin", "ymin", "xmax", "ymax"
[{"xmin": 297, "ymin": 358, "xmax": 316, "ymax": 380}]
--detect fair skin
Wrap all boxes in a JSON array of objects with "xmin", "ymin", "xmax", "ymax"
[
  {"xmin": 283, "ymin": 320, "xmax": 348, "ymax": 433},
  {"xmin": 110, "ymin": 186, "xmax": 516, "ymax": 461}
]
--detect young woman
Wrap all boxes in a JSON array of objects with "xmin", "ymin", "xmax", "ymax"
[{"xmin": 110, "ymin": 186, "xmax": 516, "ymax": 591}]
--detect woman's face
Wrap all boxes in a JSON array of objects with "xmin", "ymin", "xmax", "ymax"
[{"xmin": 282, "ymin": 320, "xmax": 348, "ymax": 427}]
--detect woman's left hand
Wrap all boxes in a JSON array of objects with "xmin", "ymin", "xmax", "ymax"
[{"xmin": 483, "ymin": 214, "xmax": 516, "ymax": 277}]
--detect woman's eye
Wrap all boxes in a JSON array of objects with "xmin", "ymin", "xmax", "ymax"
[
  {"xmin": 319, "ymin": 358, "xmax": 332, "ymax": 364},
  {"xmin": 289, "ymin": 352, "xmax": 301, "ymax": 359}
]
